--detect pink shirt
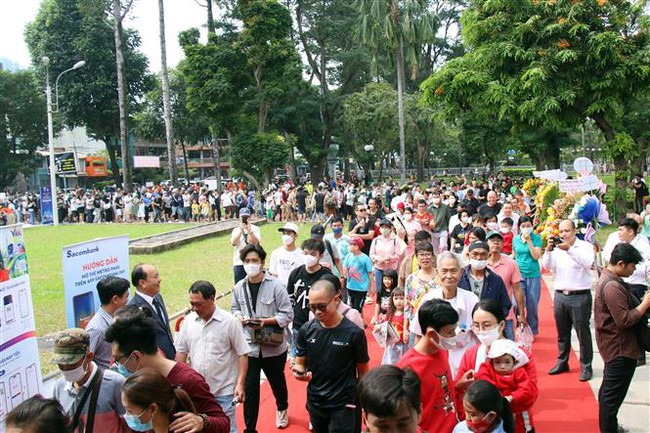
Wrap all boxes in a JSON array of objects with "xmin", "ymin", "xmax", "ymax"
[
  {"xmin": 370, "ymin": 235, "xmax": 402, "ymax": 271},
  {"xmin": 487, "ymin": 254, "xmax": 522, "ymax": 320}
]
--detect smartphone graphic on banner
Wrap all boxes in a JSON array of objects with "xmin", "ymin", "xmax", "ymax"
[
  {"xmin": 0, "ymin": 382, "xmax": 7, "ymax": 418},
  {"xmin": 73, "ymin": 291, "xmax": 95, "ymax": 328},
  {"xmin": 4, "ymin": 294, "xmax": 15, "ymax": 324},
  {"xmin": 19, "ymin": 289, "xmax": 29, "ymax": 318},
  {"xmin": 25, "ymin": 364, "xmax": 38, "ymax": 396},
  {"xmin": 9, "ymin": 372, "xmax": 23, "ymax": 408}
]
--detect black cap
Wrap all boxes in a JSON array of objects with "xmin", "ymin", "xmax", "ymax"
[{"xmin": 310, "ymin": 224, "xmax": 325, "ymax": 239}]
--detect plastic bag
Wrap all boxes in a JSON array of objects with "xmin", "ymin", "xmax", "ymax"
[{"xmin": 516, "ymin": 324, "xmax": 534, "ymax": 352}]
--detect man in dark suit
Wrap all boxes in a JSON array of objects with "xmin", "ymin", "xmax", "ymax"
[{"xmin": 129, "ymin": 263, "xmax": 176, "ymax": 359}]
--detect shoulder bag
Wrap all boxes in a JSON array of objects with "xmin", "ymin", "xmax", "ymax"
[{"xmin": 243, "ymin": 281, "xmax": 285, "ymax": 346}]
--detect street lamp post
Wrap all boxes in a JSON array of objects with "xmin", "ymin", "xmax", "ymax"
[{"xmin": 42, "ymin": 57, "xmax": 85, "ymax": 225}]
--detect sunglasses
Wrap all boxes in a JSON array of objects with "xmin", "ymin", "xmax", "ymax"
[{"xmin": 308, "ymin": 297, "xmax": 336, "ymax": 312}]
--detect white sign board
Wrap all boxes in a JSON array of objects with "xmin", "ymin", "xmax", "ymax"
[
  {"xmin": 533, "ymin": 169, "xmax": 568, "ymax": 181},
  {"xmin": 559, "ymin": 175, "xmax": 600, "ymax": 193},
  {"xmin": 62, "ymin": 236, "xmax": 129, "ymax": 329},
  {"xmin": 0, "ymin": 224, "xmax": 43, "ymax": 422}
]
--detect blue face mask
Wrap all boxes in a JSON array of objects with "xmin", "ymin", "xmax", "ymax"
[
  {"xmin": 123, "ymin": 408, "xmax": 153, "ymax": 432},
  {"xmin": 115, "ymin": 362, "xmax": 131, "ymax": 378},
  {"xmin": 332, "ymin": 227, "xmax": 343, "ymax": 235}
]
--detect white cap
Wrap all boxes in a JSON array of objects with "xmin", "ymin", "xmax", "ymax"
[
  {"xmin": 278, "ymin": 222, "xmax": 299, "ymax": 234},
  {"xmin": 487, "ymin": 339, "xmax": 529, "ymax": 368}
]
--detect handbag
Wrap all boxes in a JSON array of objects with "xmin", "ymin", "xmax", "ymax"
[{"xmin": 242, "ymin": 281, "xmax": 285, "ymax": 346}]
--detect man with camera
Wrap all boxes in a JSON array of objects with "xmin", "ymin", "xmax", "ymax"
[
  {"xmin": 542, "ymin": 219, "xmax": 595, "ymax": 381},
  {"xmin": 231, "ymin": 207, "xmax": 261, "ymax": 285}
]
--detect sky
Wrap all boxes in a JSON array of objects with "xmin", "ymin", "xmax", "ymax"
[{"xmin": 0, "ymin": 0, "xmax": 208, "ymax": 72}]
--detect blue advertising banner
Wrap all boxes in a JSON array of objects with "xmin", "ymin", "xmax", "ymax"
[
  {"xmin": 39, "ymin": 187, "xmax": 53, "ymax": 225},
  {"xmin": 62, "ymin": 236, "xmax": 130, "ymax": 328}
]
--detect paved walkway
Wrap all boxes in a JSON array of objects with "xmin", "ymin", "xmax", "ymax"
[{"xmin": 129, "ymin": 218, "xmax": 266, "ymax": 254}]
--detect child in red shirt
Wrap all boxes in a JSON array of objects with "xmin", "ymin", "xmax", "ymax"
[
  {"xmin": 499, "ymin": 217, "xmax": 514, "ymax": 255},
  {"xmin": 475, "ymin": 339, "xmax": 536, "ymax": 433}
]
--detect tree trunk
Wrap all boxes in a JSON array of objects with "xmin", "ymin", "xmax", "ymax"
[
  {"xmin": 417, "ymin": 139, "xmax": 427, "ymax": 182},
  {"xmin": 180, "ymin": 140, "xmax": 190, "ymax": 183},
  {"xmin": 633, "ymin": 137, "xmax": 648, "ymax": 175},
  {"xmin": 207, "ymin": 0, "xmax": 215, "ymax": 34},
  {"xmin": 158, "ymin": 0, "xmax": 177, "ymax": 184},
  {"xmin": 105, "ymin": 135, "xmax": 122, "ymax": 187},
  {"xmin": 395, "ymin": 39, "xmax": 407, "ymax": 184},
  {"xmin": 112, "ymin": 0, "xmax": 132, "ymax": 192},
  {"xmin": 254, "ymin": 65, "xmax": 268, "ymax": 133},
  {"xmin": 311, "ymin": 155, "xmax": 327, "ymax": 186}
]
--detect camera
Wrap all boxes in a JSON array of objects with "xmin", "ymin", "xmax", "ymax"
[
  {"xmin": 548, "ymin": 236, "xmax": 562, "ymax": 250},
  {"xmin": 242, "ymin": 215, "xmax": 249, "ymax": 224}
]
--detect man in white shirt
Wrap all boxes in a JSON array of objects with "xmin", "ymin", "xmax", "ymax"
[
  {"xmin": 230, "ymin": 207, "xmax": 261, "ymax": 284},
  {"xmin": 542, "ymin": 219, "xmax": 595, "ymax": 381},
  {"xmin": 602, "ymin": 217, "xmax": 650, "ymax": 365},
  {"xmin": 176, "ymin": 281, "xmax": 250, "ymax": 433},
  {"xmin": 269, "ymin": 222, "xmax": 303, "ymax": 287}
]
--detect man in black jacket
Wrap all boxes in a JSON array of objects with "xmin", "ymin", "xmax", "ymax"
[{"xmin": 128, "ymin": 263, "xmax": 176, "ymax": 359}]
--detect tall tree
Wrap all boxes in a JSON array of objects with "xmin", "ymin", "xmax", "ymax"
[
  {"xmin": 354, "ymin": 0, "xmax": 436, "ymax": 183},
  {"xmin": 111, "ymin": 0, "xmax": 134, "ymax": 191},
  {"xmin": 292, "ymin": 0, "xmax": 372, "ymax": 183},
  {"xmin": 0, "ymin": 70, "xmax": 47, "ymax": 188},
  {"xmin": 422, "ymin": 0, "xmax": 650, "ymax": 217},
  {"xmin": 25, "ymin": 0, "xmax": 150, "ymax": 188},
  {"xmin": 158, "ymin": 0, "xmax": 177, "ymax": 184}
]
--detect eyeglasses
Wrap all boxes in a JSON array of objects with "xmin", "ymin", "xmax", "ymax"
[
  {"xmin": 417, "ymin": 253, "xmax": 433, "ymax": 259},
  {"xmin": 114, "ymin": 352, "xmax": 133, "ymax": 366},
  {"xmin": 357, "ymin": 208, "xmax": 367, "ymax": 212},
  {"xmin": 309, "ymin": 297, "xmax": 335, "ymax": 312}
]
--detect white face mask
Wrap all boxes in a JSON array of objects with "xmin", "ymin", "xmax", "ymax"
[
  {"xmin": 380, "ymin": 227, "xmax": 391, "ymax": 236},
  {"xmin": 432, "ymin": 198, "xmax": 441, "ymax": 205},
  {"xmin": 486, "ymin": 222, "xmax": 498, "ymax": 231},
  {"xmin": 303, "ymin": 255, "xmax": 319, "ymax": 267},
  {"xmin": 499, "ymin": 227, "xmax": 510, "ymax": 234},
  {"xmin": 404, "ymin": 214, "xmax": 413, "ymax": 221},
  {"xmin": 461, "ymin": 216, "xmax": 471, "ymax": 224},
  {"xmin": 521, "ymin": 227, "xmax": 533, "ymax": 235},
  {"xmin": 470, "ymin": 259, "xmax": 488, "ymax": 270},
  {"xmin": 61, "ymin": 362, "xmax": 87, "ymax": 383},
  {"xmin": 476, "ymin": 326, "xmax": 501, "ymax": 346},
  {"xmin": 432, "ymin": 330, "xmax": 457, "ymax": 350},
  {"xmin": 244, "ymin": 263, "xmax": 262, "ymax": 277},
  {"xmin": 281, "ymin": 234, "xmax": 294, "ymax": 246}
]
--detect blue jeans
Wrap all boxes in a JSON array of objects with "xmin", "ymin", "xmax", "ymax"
[
  {"xmin": 215, "ymin": 394, "xmax": 237, "ymax": 433},
  {"xmin": 373, "ymin": 269, "xmax": 384, "ymax": 294},
  {"xmin": 504, "ymin": 319, "xmax": 515, "ymax": 341},
  {"xmin": 521, "ymin": 277, "xmax": 541, "ymax": 335}
]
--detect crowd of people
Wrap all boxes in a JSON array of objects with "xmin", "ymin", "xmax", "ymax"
[{"xmin": 5, "ymin": 172, "xmax": 650, "ymax": 433}]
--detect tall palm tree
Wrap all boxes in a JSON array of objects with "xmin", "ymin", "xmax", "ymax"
[
  {"xmin": 111, "ymin": 0, "xmax": 134, "ymax": 192},
  {"xmin": 158, "ymin": 0, "xmax": 177, "ymax": 184},
  {"xmin": 354, "ymin": 0, "xmax": 435, "ymax": 183}
]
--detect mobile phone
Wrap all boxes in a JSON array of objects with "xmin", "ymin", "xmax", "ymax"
[
  {"xmin": 247, "ymin": 319, "xmax": 262, "ymax": 327},
  {"xmin": 242, "ymin": 216, "xmax": 249, "ymax": 224}
]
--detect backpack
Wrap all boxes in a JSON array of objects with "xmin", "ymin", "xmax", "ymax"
[
  {"xmin": 640, "ymin": 182, "xmax": 649, "ymax": 197},
  {"xmin": 599, "ymin": 273, "xmax": 650, "ymax": 352}
]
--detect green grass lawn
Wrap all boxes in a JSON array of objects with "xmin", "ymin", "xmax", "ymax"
[{"xmin": 25, "ymin": 221, "xmax": 311, "ymax": 337}]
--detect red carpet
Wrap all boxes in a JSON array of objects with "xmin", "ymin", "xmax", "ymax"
[
  {"xmin": 532, "ymin": 278, "xmax": 599, "ymax": 432},
  {"xmin": 237, "ymin": 280, "xmax": 599, "ymax": 432}
]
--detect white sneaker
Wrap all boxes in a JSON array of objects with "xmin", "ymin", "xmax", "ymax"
[{"xmin": 276, "ymin": 409, "xmax": 288, "ymax": 429}]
